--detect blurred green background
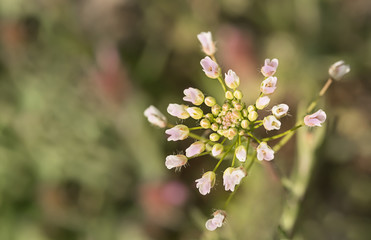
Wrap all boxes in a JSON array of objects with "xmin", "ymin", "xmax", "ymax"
[{"xmin": 0, "ymin": 0, "xmax": 370, "ymax": 239}]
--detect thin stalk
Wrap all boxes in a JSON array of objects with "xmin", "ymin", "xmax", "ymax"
[
  {"xmin": 261, "ymin": 124, "xmax": 303, "ymax": 142},
  {"xmin": 217, "ymin": 76, "xmax": 227, "ymax": 93},
  {"xmin": 189, "ymin": 126, "xmax": 204, "ymax": 131},
  {"xmin": 213, "ymin": 139, "xmax": 237, "ymax": 172},
  {"xmin": 188, "ymin": 151, "xmax": 211, "ymax": 159},
  {"xmin": 246, "ymin": 132, "xmax": 261, "ymax": 143}
]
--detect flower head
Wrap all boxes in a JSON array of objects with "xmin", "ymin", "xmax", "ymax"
[
  {"xmin": 165, "ymin": 155, "xmax": 187, "ymax": 169},
  {"xmin": 225, "ymin": 70, "xmax": 240, "ymax": 89},
  {"xmin": 200, "ymin": 56, "xmax": 220, "ymax": 79},
  {"xmin": 223, "ymin": 167, "xmax": 246, "ymax": 192},
  {"xmin": 205, "ymin": 210, "xmax": 226, "ymax": 231},
  {"xmin": 256, "ymin": 96, "xmax": 271, "ymax": 110},
  {"xmin": 261, "ymin": 58, "xmax": 279, "ymax": 77},
  {"xmin": 260, "ymin": 76, "xmax": 277, "ymax": 95},
  {"xmin": 304, "ymin": 109, "xmax": 326, "ymax": 127},
  {"xmin": 144, "ymin": 105, "xmax": 167, "ymax": 128},
  {"xmin": 235, "ymin": 145, "xmax": 247, "ymax": 162},
  {"xmin": 272, "ymin": 104, "xmax": 289, "ymax": 118},
  {"xmin": 263, "ymin": 115, "xmax": 281, "ymax": 131},
  {"xmin": 183, "ymin": 87, "xmax": 204, "ymax": 106},
  {"xmin": 195, "ymin": 171, "xmax": 215, "ymax": 195},
  {"xmin": 167, "ymin": 104, "xmax": 190, "ymax": 119},
  {"xmin": 328, "ymin": 60, "xmax": 350, "ymax": 81},
  {"xmin": 197, "ymin": 32, "xmax": 216, "ymax": 56},
  {"xmin": 185, "ymin": 141, "xmax": 205, "ymax": 158},
  {"xmin": 257, "ymin": 142, "xmax": 274, "ymax": 161},
  {"xmin": 165, "ymin": 125, "xmax": 189, "ymax": 141}
]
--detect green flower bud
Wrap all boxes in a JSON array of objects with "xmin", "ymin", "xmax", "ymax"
[
  {"xmin": 225, "ymin": 91, "xmax": 234, "ymax": 100},
  {"xmin": 211, "ymin": 123, "xmax": 219, "ymax": 131},
  {"xmin": 186, "ymin": 107, "xmax": 203, "ymax": 120},
  {"xmin": 247, "ymin": 105, "xmax": 255, "ymax": 113},
  {"xmin": 211, "ymin": 104, "xmax": 221, "ymax": 116},
  {"xmin": 248, "ymin": 111, "xmax": 258, "ymax": 122},
  {"xmin": 241, "ymin": 120, "xmax": 249, "ymax": 129},
  {"xmin": 209, "ymin": 133, "xmax": 220, "ymax": 142},
  {"xmin": 205, "ymin": 96, "xmax": 216, "ymax": 107},
  {"xmin": 233, "ymin": 90, "xmax": 243, "ymax": 99},
  {"xmin": 200, "ymin": 118, "xmax": 211, "ymax": 129}
]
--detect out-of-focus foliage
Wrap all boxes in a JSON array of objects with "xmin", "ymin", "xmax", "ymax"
[{"xmin": 0, "ymin": 0, "xmax": 370, "ymax": 239}]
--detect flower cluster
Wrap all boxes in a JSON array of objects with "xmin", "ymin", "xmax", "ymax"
[{"xmin": 144, "ymin": 31, "xmax": 349, "ymax": 231}]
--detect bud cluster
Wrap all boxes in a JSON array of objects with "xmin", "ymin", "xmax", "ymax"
[{"xmin": 144, "ymin": 31, "xmax": 349, "ymax": 232}]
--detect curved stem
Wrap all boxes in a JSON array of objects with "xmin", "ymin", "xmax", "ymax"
[
  {"xmin": 261, "ymin": 124, "xmax": 303, "ymax": 142},
  {"xmin": 217, "ymin": 76, "xmax": 227, "ymax": 93},
  {"xmin": 188, "ymin": 151, "xmax": 211, "ymax": 159},
  {"xmin": 213, "ymin": 139, "xmax": 237, "ymax": 172}
]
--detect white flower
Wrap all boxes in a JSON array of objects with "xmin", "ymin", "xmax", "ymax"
[
  {"xmin": 235, "ymin": 145, "xmax": 247, "ymax": 162},
  {"xmin": 260, "ymin": 76, "xmax": 277, "ymax": 95},
  {"xmin": 185, "ymin": 141, "xmax": 205, "ymax": 158},
  {"xmin": 256, "ymin": 96, "xmax": 270, "ymax": 110},
  {"xmin": 165, "ymin": 155, "xmax": 187, "ymax": 169},
  {"xmin": 195, "ymin": 171, "xmax": 215, "ymax": 195},
  {"xmin": 144, "ymin": 105, "xmax": 167, "ymax": 128},
  {"xmin": 200, "ymin": 56, "xmax": 220, "ymax": 79},
  {"xmin": 205, "ymin": 210, "xmax": 226, "ymax": 231},
  {"xmin": 261, "ymin": 58, "xmax": 279, "ymax": 77},
  {"xmin": 183, "ymin": 87, "xmax": 204, "ymax": 106},
  {"xmin": 272, "ymin": 104, "xmax": 289, "ymax": 118},
  {"xmin": 223, "ymin": 167, "xmax": 246, "ymax": 192},
  {"xmin": 167, "ymin": 104, "xmax": 190, "ymax": 119},
  {"xmin": 197, "ymin": 32, "xmax": 216, "ymax": 56},
  {"xmin": 165, "ymin": 125, "xmax": 189, "ymax": 141},
  {"xmin": 328, "ymin": 60, "xmax": 350, "ymax": 81},
  {"xmin": 304, "ymin": 109, "xmax": 327, "ymax": 127},
  {"xmin": 257, "ymin": 142, "xmax": 274, "ymax": 161},
  {"xmin": 225, "ymin": 70, "xmax": 240, "ymax": 89},
  {"xmin": 263, "ymin": 115, "xmax": 281, "ymax": 131}
]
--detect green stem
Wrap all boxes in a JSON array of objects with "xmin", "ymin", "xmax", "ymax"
[
  {"xmin": 189, "ymin": 126, "xmax": 204, "ymax": 131},
  {"xmin": 217, "ymin": 76, "xmax": 227, "ymax": 93},
  {"xmin": 188, "ymin": 151, "xmax": 211, "ymax": 159},
  {"xmin": 213, "ymin": 139, "xmax": 237, "ymax": 172},
  {"xmin": 188, "ymin": 132, "xmax": 216, "ymax": 145},
  {"xmin": 246, "ymin": 132, "xmax": 261, "ymax": 143},
  {"xmin": 262, "ymin": 124, "xmax": 303, "ymax": 142}
]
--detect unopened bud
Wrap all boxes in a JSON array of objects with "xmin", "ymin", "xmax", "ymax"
[
  {"xmin": 215, "ymin": 117, "xmax": 222, "ymax": 124},
  {"xmin": 225, "ymin": 91, "xmax": 234, "ymax": 100},
  {"xmin": 205, "ymin": 96, "xmax": 216, "ymax": 107},
  {"xmin": 328, "ymin": 60, "xmax": 350, "ymax": 81},
  {"xmin": 212, "ymin": 144, "xmax": 224, "ymax": 156},
  {"xmin": 242, "ymin": 109, "xmax": 248, "ymax": 117},
  {"xmin": 187, "ymin": 107, "xmax": 204, "ymax": 119},
  {"xmin": 200, "ymin": 118, "xmax": 211, "ymax": 129},
  {"xmin": 233, "ymin": 90, "xmax": 243, "ymax": 99},
  {"xmin": 234, "ymin": 103, "xmax": 243, "ymax": 111},
  {"xmin": 209, "ymin": 133, "xmax": 220, "ymax": 142},
  {"xmin": 239, "ymin": 130, "xmax": 245, "ymax": 135},
  {"xmin": 241, "ymin": 120, "xmax": 249, "ymax": 129},
  {"xmin": 247, "ymin": 105, "xmax": 255, "ymax": 113},
  {"xmin": 211, "ymin": 123, "xmax": 219, "ymax": 131},
  {"xmin": 222, "ymin": 103, "xmax": 231, "ymax": 112},
  {"xmin": 211, "ymin": 104, "xmax": 221, "ymax": 116},
  {"xmin": 205, "ymin": 113, "xmax": 214, "ymax": 120},
  {"xmin": 248, "ymin": 111, "xmax": 258, "ymax": 121}
]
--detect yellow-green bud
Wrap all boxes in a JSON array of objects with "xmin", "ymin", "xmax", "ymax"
[
  {"xmin": 234, "ymin": 103, "xmax": 243, "ymax": 111},
  {"xmin": 241, "ymin": 120, "xmax": 249, "ymax": 129},
  {"xmin": 222, "ymin": 103, "xmax": 231, "ymax": 112},
  {"xmin": 209, "ymin": 133, "xmax": 220, "ymax": 142},
  {"xmin": 242, "ymin": 109, "xmax": 248, "ymax": 117},
  {"xmin": 205, "ymin": 96, "xmax": 216, "ymax": 107},
  {"xmin": 248, "ymin": 111, "xmax": 258, "ymax": 121},
  {"xmin": 211, "ymin": 123, "xmax": 219, "ymax": 131},
  {"xmin": 205, "ymin": 113, "xmax": 214, "ymax": 120},
  {"xmin": 247, "ymin": 105, "xmax": 255, "ymax": 113},
  {"xmin": 231, "ymin": 110, "xmax": 241, "ymax": 119},
  {"xmin": 227, "ymin": 128, "xmax": 238, "ymax": 140},
  {"xmin": 239, "ymin": 130, "xmax": 245, "ymax": 135},
  {"xmin": 225, "ymin": 90, "xmax": 234, "ymax": 100},
  {"xmin": 211, "ymin": 104, "xmax": 221, "ymax": 116},
  {"xmin": 233, "ymin": 90, "xmax": 243, "ymax": 99},
  {"xmin": 211, "ymin": 144, "xmax": 224, "ymax": 156},
  {"xmin": 200, "ymin": 119, "xmax": 211, "ymax": 129},
  {"xmin": 187, "ymin": 107, "xmax": 203, "ymax": 120},
  {"xmin": 215, "ymin": 117, "xmax": 222, "ymax": 124}
]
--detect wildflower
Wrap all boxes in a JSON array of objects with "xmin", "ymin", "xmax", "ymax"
[
  {"xmin": 225, "ymin": 70, "xmax": 240, "ymax": 89},
  {"xmin": 257, "ymin": 142, "xmax": 274, "ymax": 161},
  {"xmin": 328, "ymin": 60, "xmax": 350, "ymax": 81},
  {"xmin": 256, "ymin": 96, "xmax": 270, "ymax": 110},
  {"xmin": 165, "ymin": 125, "xmax": 189, "ymax": 141},
  {"xmin": 263, "ymin": 115, "xmax": 281, "ymax": 131},
  {"xmin": 185, "ymin": 141, "xmax": 205, "ymax": 158},
  {"xmin": 205, "ymin": 210, "xmax": 226, "ymax": 231},
  {"xmin": 304, "ymin": 109, "xmax": 327, "ymax": 127},
  {"xmin": 197, "ymin": 32, "xmax": 216, "ymax": 56},
  {"xmin": 223, "ymin": 167, "xmax": 246, "ymax": 191},
  {"xmin": 186, "ymin": 107, "xmax": 203, "ymax": 119},
  {"xmin": 260, "ymin": 76, "xmax": 277, "ymax": 95},
  {"xmin": 183, "ymin": 87, "xmax": 204, "ymax": 106},
  {"xmin": 144, "ymin": 105, "xmax": 167, "ymax": 128},
  {"xmin": 212, "ymin": 144, "xmax": 224, "ymax": 156},
  {"xmin": 195, "ymin": 171, "xmax": 216, "ymax": 195},
  {"xmin": 200, "ymin": 56, "xmax": 220, "ymax": 79},
  {"xmin": 165, "ymin": 155, "xmax": 187, "ymax": 169},
  {"xmin": 261, "ymin": 58, "xmax": 279, "ymax": 77},
  {"xmin": 272, "ymin": 104, "xmax": 289, "ymax": 118},
  {"xmin": 235, "ymin": 145, "xmax": 247, "ymax": 162},
  {"xmin": 167, "ymin": 104, "xmax": 190, "ymax": 119}
]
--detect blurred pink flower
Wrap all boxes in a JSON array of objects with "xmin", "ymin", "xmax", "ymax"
[
  {"xmin": 183, "ymin": 87, "xmax": 204, "ymax": 105},
  {"xmin": 144, "ymin": 106, "xmax": 167, "ymax": 128},
  {"xmin": 205, "ymin": 210, "xmax": 226, "ymax": 231},
  {"xmin": 257, "ymin": 142, "xmax": 274, "ymax": 161},
  {"xmin": 197, "ymin": 32, "xmax": 216, "ymax": 56},
  {"xmin": 261, "ymin": 58, "xmax": 279, "ymax": 77},
  {"xmin": 304, "ymin": 109, "xmax": 327, "ymax": 127},
  {"xmin": 167, "ymin": 104, "xmax": 190, "ymax": 119}
]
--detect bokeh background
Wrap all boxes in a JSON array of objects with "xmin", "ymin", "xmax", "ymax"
[{"xmin": 0, "ymin": 0, "xmax": 370, "ymax": 239}]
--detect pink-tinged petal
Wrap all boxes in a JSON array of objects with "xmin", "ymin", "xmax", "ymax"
[
  {"xmin": 224, "ymin": 69, "xmax": 240, "ymax": 89},
  {"xmin": 183, "ymin": 87, "xmax": 204, "ymax": 105},
  {"xmin": 256, "ymin": 142, "xmax": 275, "ymax": 161},
  {"xmin": 197, "ymin": 32, "xmax": 216, "ymax": 56},
  {"xmin": 263, "ymin": 115, "xmax": 281, "ymax": 131},
  {"xmin": 328, "ymin": 60, "xmax": 350, "ymax": 81},
  {"xmin": 272, "ymin": 104, "xmax": 289, "ymax": 118},
  {"xmin": 185, "ymin": 141, "xmax": 205, "ymax": 157},
  {"xmin": 167, "ymin": 104, "xmax": 189, "ymax": 119},
  {"xmin": 260, "ymin": 76, "xmax": 277, "ymax": 94},
  {"xmin": 195, "ymin": 171, "xmax": 215, "ymax": 195},
  {"xmin": 144, "ymin": 105, "xmax": 167, "ymax": 128},
  {"xmin": 261, "ymin": 58, "xmax": 279, "ymax": 77},
  {"xmin": 304, "ymin": 109, "xmax": 327, "ymax": 127},
  {"xmin": 165, "ymin": 125, "xmax": 189, "ymax": 141},
  {"xmin": 165, "ymin": 155, "xmax": 187, "ymax": 169},
  {"xmin": 200, "ymin": 57, "xmax": 220, "ymax": 79},
  {"xmin": 256, "ymin": 96, "xmax": 271, "ymax": 110}
]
